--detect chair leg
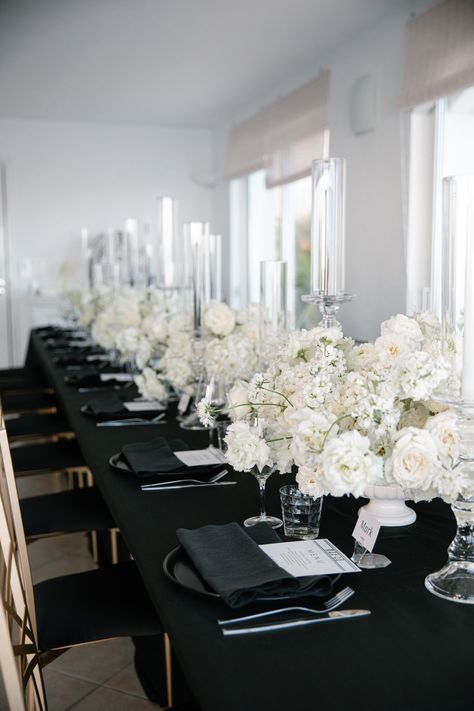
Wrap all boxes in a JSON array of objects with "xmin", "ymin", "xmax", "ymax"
[
  {"xmin": 164, "ymin": 632, "xmax": 173, "ymax": 710},
  {"xmin": 90, "ymin": 531, "xmax": 98, "ymax": 564},
  {"xmin": 110, "ymin": 528, "xmax": 119, "ymax": 565}
]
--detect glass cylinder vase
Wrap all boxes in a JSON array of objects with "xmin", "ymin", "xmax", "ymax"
[
  {"xmin": 301, "ymin": 158, "xmax": 354, "ymax": 327},
  {"xmin": 425, "ymin": 174, "xmax": 474, "ymax": 604},
  {"xmin": 259, "ymin": 260, "xmax": 288, "ymax": 368}
]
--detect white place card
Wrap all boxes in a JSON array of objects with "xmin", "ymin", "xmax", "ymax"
[
  {"xmin": 259, "ymin": 539, "xmax": 361, "ymax": 577},
  {"xmin": 124, "ymin": 400, "xmax": 167, "ymax": 412},
  {"xmin": 174, "ymin": 448, "xmax": 227, "ymax": 467},
  {"xmin": 352, "ymin": 511, "xmax": 380, "ymax": 553},
  {"xmin": 99, "ymin": 373, "xmax": 133, "ymax": 382},
  {"xmin": 177, "ymin": 392, "xmax": 191, "ymax": 414},
  {"xmin": 86, "ymin": 355, "xmax": 111, "ymax": 362}
]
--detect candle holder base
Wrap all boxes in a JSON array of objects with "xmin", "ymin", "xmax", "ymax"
[{"xmin": 301, "ymin": 293, "xmax": 355, "ymax": 329}]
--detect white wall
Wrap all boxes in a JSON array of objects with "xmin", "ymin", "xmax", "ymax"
[
  {"xmin": 212, "ymin": 0, "xmax": 436, "ymax": 342},
  {"xmin": 0, "ymin": 119, "xmax": 212, "ymax": 363}
]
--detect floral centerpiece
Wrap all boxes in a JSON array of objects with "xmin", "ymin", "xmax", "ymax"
[
  {"xmin": 199, "ymin": 312, "xmax": 473, "ymax": 506},
  {"xmin": 159, "ymin": 301, "xmax": 260, "ymax": 395}
]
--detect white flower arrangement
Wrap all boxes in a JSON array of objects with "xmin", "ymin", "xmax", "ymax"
[
  {"xmin": 159, "ymin": 301, "xmax": 260, "ymax": 395},
  {"xmin": 200, "ymin": 312, "xmax": 471, "ymax": 503}
]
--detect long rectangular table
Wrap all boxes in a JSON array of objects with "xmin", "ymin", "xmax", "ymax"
[{"xmin": 28, "ymin": 331, "xmax": 473, "ymax": 711}]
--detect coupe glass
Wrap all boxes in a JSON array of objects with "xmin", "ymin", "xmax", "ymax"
[{"xmin": 244, "ymin": 464, "xmax": 282, "ymax": 529}]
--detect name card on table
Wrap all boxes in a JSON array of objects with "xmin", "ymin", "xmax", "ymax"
[
  {"xmin": 100, "ymin": 373, "xmax": 133, "ymax": 383},
  {"xmin": 124, "ymin": 400, "xmax": 167, "ymax": 412},
  {"xmin": 352, "ymin": 511, "xmax": 380, "ymax": 553},
  {"xmin": 259, "ymin": 539, "xmax": 361, "ymax": 577},
  {"xmin": 174, "ymin": 448, "xmax": 227, "ymax": 467}
]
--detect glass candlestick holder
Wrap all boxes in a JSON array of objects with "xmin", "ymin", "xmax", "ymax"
[{"xmin": 301, "ymin": 292, "xmax": 355, "ymax": 329}]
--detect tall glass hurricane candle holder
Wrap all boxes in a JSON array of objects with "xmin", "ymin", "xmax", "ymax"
[
  {"xmin": 207, "ymin": 234, "xmax": 222, "ymax": 302},
  {"xmin": 301, "ymin": 158, "xmax": 354, "ymax": 327},
  {"xmin": 425, "ymin": 175, "xmax": 474, "ymax": 605},
  {"xmin": 156, "ymin": 197, "xmax": 182, "ymax": 296},
  {"xmin": 124, "ymin": 218, "xmax": 140, "ymax": 286},
  {"xmin": 180, "ymin": 222, "xmax": 210, "ymax": 431},
  {"xmin": 259, "ymin": 260, "xmax": 288, "ymax": 368}
]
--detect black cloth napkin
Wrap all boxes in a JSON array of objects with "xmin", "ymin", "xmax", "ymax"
[
  {"xmin": 120, "ymin": 437, "xmax": 191, "ymax": 478},
  {"xmin": 87, "ymin": 393, "xmax": 128, "ymax": 415},
  {"xmin": 176, "ymin": 522, "xmax": 335, "ymax": 608},
  {"xmin": 66, "ymin": 370, "xmax": 124, "ymax": 388},
  {"xmin": 54, "ymin": 354, "xmax": 104, "ymax": 366}
]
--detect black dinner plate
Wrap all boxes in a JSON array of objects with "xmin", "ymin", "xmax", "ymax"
[{"xmin": 163, "ymin": 545, "xmax": 342, "ymax": 604}]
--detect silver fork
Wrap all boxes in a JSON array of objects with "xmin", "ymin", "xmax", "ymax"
[
  {"xmin": 141, "ymin": 469, "xmax": 229, "ymax": 489},
  {"xmin": 97, "ymin": 413, "xmax": 166, "ymax": 427},
  {"xmin": 217, "ymin": 586, "xmax": 354, "ymax": 625}
]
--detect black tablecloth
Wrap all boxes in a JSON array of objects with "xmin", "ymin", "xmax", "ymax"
[{"xmin": 27, "ymin": 331, "xmax": 473, "ymax": 711}]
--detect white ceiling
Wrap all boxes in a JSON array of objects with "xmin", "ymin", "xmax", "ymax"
[{"xmin": 0, "ymin": 0, "xmax": 405, "ymax": 128}]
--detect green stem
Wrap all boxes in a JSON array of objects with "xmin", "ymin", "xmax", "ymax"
[{"xmin": 321, "ymin": 414, "xmax": 353, "ymax": 450}]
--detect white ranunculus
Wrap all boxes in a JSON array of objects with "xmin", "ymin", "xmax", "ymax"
[
  {"xmin": 388, "ymin": 427, "xmax": 440, "ymax": 491},
  {"xmin": 224, "ymin": 421, "xmax": 272, "ymax": 472},
  {"xmin": 424, "ymin": 411, "xmax": 459, "ymax": 467},
  {"xmin": 319, "ymin": 430, "xmax": 382, "ymax": 497},
  {"xmin": 204, "ymin": 302, "xmax": 236, "ymax": 337},
  {"xmin": 296, "ymin": 465, "xmax": 325, "ymax": 498},
  {"xmin": 226, "ymin": 381, "xmax": 251, "ymax": 421}
]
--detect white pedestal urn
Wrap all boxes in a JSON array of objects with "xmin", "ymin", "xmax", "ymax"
[{"xmin": 359, "ymin": 484, "xmax": 416, "ymax": 527}]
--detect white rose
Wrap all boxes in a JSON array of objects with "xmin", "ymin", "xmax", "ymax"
[
  {"xmin": 204, "ymin": 302, "xmax": 236, "ymax": 337},
  {"xmin": 296, "ymin": 465, "xmax": 325, "ymax": 498},
  {"xmin": 388, "ymin": 427, "xmax": 440, "ymax": 491},
  {"xmin": 319, "ymin": 430, "xmax": 382, "ymax": 497},
  {"xmin": 380, "ymin": 314, "xmax": 423, "ymax": 346},
  {"xmin": 227, "ymin": 381, "xmax": 251, "ymax": 421},
  {"xmin": 424, "ymin": 411, "xmax": 459, "ymax": 467}
]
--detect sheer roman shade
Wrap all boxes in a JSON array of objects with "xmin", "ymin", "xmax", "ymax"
[
  {"xmin": 225, "ymin": 70, "xmax": 330, "ymax": 186},
  {"xmin": 400, "ymin": 0, "xmax": 474, "ymax": 109},
  {"xmin": 225, "ymin": 108, "xmax": 271, "ymax": 180},
  {"xmin": 264, "ymin": 70, "xmax": 330, "ymax": 188}
]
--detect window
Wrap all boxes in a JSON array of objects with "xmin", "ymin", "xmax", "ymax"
[
  {"xmin": 229, "ymin": 171, "xmax": 312, "ymax": 327},
  {"xmin": 406, "ymin": 86, "xmax": 474, "ymax": 313}
]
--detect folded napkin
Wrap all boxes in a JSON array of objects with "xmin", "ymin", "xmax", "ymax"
[
  {"xmin": 176, "ymin": 522, "xmax": 334, "ymax": 608},
  {"xmin": 120, "ymin": 437, "xmax": 190, "ymax": 478},
  {"xmin": 87, "ymin": 393, "xmax": 127, "ymax": 415},
  {"xmin": 67, "ymin": 370, "xmax": 123, "ymax": 388}
]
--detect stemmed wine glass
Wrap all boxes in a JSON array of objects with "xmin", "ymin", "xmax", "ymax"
[{"xmin": 244, "ymin": 463, "xmax": 282, "ymax": 529}]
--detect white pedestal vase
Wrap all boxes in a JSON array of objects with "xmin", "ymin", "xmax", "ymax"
[{"xmin": 360, "ymin": 484, "xmax": 416, "ymax": 527}]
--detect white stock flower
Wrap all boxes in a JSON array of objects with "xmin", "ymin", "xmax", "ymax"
[
  {"xmin": 224, "ymin": 421, "xmax": 272, "ymax": 472},
  {"xmin": 346, "ymin": 343, "xmax": 377, "ymax": 372},
  {"xmin": 424, "ymin": 411, "xmax": 460, "ymax": 467},
  {"xmin": 196, "ymin": 398, "xmax": 216, "ymax": 427},
  {"xmin": 398, "ymin": 351, "xmax": 448, "ymax": 400},
  {"xmin": 388, "ymin": 427, "xmax": 440, "ymax": 492},
  {"xmin": 204, "ymin": 302, "xmax": 236, "ymax": 337},
  {"xmin": 319, "ymin": 430, "xmax": 382, "ymax": 497}
]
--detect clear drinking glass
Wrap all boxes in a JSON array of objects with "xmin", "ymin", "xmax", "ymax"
[{"xmin": 279, "ymin": 485, "xmax": 322, "ymax": 539}]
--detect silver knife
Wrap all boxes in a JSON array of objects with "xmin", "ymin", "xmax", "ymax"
[{"xmin": 221, "ymin": 609, "xmax": 371, "ymax": 636}]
